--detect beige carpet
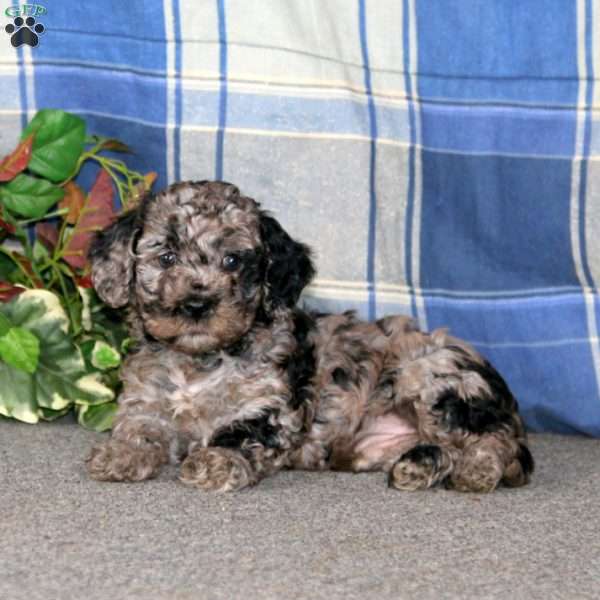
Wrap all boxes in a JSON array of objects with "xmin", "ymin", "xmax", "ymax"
[{"xmin": 1, "ymin": 418, "xmax": 599, "ymax": 600}]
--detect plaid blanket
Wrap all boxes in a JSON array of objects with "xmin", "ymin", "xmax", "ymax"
[{"xmin": 1, "ymin": 1, "xmax": 599, "ymax": 436}]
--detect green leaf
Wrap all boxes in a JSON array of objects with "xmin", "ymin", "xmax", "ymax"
[
  {"xmin": 78, "ymin": 286, "xmax": 93, "ymax": 331},
  {"xmin": 91, "ymin": 340, "xmax": 121, "ymax": 370},
  {"xmin": 74, "ymin": 372, "xmax": 115, "ymax": 405},
  {"xmin": 38, "ymin": 406, "xmax": 71, "ymax": 421},
  {"xmin": 91, "ymin": 305, "xmax": 129, "ymax": 352},
  {"xmin": 33, "ymin": 239, "xmax": 49, "ymax": 262},
  {"xmin": 0, "ymin": 252, "xmax": 18, "ymax": 281},
  {"xmin": 15, "ymin": 289, "xmax": 70, "ymax": 333},
  {"xmin": 77, "ymin": 401, "xmax": 117, "ymax": 432},
  {"xmin": 0, "ymin": 294, "xmax": 88, "ymax": 421},
  {"xmin": 0, "ymin": 292, "xmax": 46, "ymax": 327},
  {"xmin": 0, "ymin": 173, "xmax": 64, "ymax": 219},
  {"xmin": 0, "ymin": 360, "xmax": 37, "ymax": 422},
  {"xmin": 33, "ymin": 328, "xmax": 88, "ymax": 407},
  {"xmin": 0, "ymin": 312, "xmax": 11, "ymax": 335},
  {"xmin": 0, "ymin": 327, "xmax": 40, "ymax": 373},
  {"xmin": 21, "ymin": 110, "xmax": 86, "ymax": 182}
]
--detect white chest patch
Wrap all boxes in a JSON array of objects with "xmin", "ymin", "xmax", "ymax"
[{"xmin": 154, "ymin": 353, "xmax": 288, "ymax": 445}]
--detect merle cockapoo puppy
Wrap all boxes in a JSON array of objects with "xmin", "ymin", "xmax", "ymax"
[{"xmin": 86, "ymin": 181, "xmax": 534, "ymax": 493}]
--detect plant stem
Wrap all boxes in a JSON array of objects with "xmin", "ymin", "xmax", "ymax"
[
  {"xmin": 18, "ymin": 208, "xmax": 68, "ymax": 226},
  {"xmin": 53, "ymin": 263, "xmax": 78, "ymax": 332}
]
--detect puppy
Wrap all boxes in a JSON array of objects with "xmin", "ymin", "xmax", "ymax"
[{"xmin": 86, "ymin": 181, "xmax": 534, "ymax": 493}]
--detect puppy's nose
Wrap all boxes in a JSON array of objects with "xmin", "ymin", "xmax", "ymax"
[{"xmin": 180, "ymin": 296, "xmax": 216, "ymax": 320}]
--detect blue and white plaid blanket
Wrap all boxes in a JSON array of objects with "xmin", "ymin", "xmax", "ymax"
[{"xmin": 1, "ymin": 1, "xmax": 599, "ymax": 436}]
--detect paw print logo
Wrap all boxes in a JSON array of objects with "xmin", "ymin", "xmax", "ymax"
[{"xmin": 5, "ymin": 16, "xmax": 45, "ymax": 48}]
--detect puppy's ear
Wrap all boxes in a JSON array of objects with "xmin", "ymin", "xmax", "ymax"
[
  {"xmin": 259, "ymin": 212, "xmax": 315, "ymax": 311},
  {"xmin": 89, "ymin": 207, "xmax": 142, "ymax": 308}
]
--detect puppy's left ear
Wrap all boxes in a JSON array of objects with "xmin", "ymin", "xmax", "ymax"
[{"xmin": 259, "ymin": 212, "xmax": 315, "ymax": 311}]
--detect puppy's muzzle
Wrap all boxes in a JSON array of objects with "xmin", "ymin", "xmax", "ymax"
[{"xmin": 180, "ymin": 295, "xmax": 218, "ymax": 320}]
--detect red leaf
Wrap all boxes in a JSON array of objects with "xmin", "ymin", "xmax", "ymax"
[
  {"xmin": 35, "ymin": 222, "xmax": 59, "ymax": 251},
  {"xmin": 0, "ymin": 134, "xmax": 34, "ymax": 182},
  {"xmin": 98, "ymin": 139, "xmax": 132, "ymax": 153},
  {"xmin": 59, "ymin": 181, "xmax": 86, "ymax": 224},
  {"xmin": 0, "ymin": 281, "xmax": 24, "ymax": 302},
  {"xmin": 62, "ymin": 169, "xmax": 116, "ymax": 270},
  {"xmin": 0, "ymin": 219, "xmax": 15, "ymax": 234},
  {"xmin": 75, "ymin": 275, "xmax": 93, "ymax": 288}
]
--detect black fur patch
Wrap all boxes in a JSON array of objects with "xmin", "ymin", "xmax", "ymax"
[
  {"xmin": 237, "ymin": 248, "xmax": 266, "ymax": 300},
  {"xmin": 312, "ymin": 311, "xmax": 332, "ymax": 320},
  {"xmin": 432, "ymin": 350, "xmax": 519, "ymax": 434},
  {"xmin": 448, "ymin": 346, "xmax": 518, "ymax": 409},
  {"xmin": 434, "ymin": 390, "xmax": 513, "ymax": 434},
  {"xmin": 400, "ymin": 444, "xmax": 442, "ymax": 467},
  {"xmin": 210, "ymin": 411, "xmax": 280, "ymax": 451},
  {"xmin": 165, "ymin": 216, "xmax": 181, "ymax": 250},
  {"xmin": 375, "ymin": 373, "xmax": 396, "ymax": 399},
  {"xmin": 465, "ymin": 358, "xmax": 519, "ymax": 414},
  {"xmin": 142, "ymin": 328, "xmax": 170, "ymax": 346},
  {"xmin": 375, "ymin": 318, "xmax": 390, "ymax": 335},
  {"xmin": 224, "ymin": 335, "xmax": 250, "ymax": 358},
  {"xmin": 283, "ymin": 309, "xmax": 316, "ymax": 410},
  {"xmin": 331, "ymin": 367, "xmax": 351, "ymax": 390},
  {"xmin": 517, "ymin": 443, "xmax": 535, "ymax": 476},
  {"xmin": 259, "ymin": 212, "xmax": 315, "ymax": 309}
]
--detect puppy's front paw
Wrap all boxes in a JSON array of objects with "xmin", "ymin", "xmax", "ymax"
[
  {"xmin": 179, "ymin": 447, "xmax": 255, "ymax": 492},
  {"xmin": 86, "ymin": 439, "xmax": 166, "ymax": 482},
  {"xmin": 389, "ymin": 444, "xmax": 444, "ymax": 491}
]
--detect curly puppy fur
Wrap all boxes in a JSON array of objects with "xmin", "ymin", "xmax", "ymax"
[{"xmin": 86, "ymin": 180, "xmax": 534, "ymax": 493}]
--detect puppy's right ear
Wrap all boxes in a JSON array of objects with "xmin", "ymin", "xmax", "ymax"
[{"xmin": 89, "ymin": 208, "xmax": 142, "ymax": 308}]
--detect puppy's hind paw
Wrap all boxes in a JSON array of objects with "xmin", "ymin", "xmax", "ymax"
[
  {"xmin": 179, "ymin": 447, "xmax": 256, "ymax": 492},
  {"xmin": 86, "ymin": 439, "xmax": 166, "ymax": 482},
  {"xmin": 449, "ymin": 450, "xmax": 503, "ymax": 493}
]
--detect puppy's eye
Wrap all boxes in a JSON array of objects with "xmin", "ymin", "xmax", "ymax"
[
  {"xmin": 222, "ymin": 254, "xmax": 240, "ymax": 271},
  {"xmin": 158, "ymin": 251, "xmax": 177, "ymax": 268}
]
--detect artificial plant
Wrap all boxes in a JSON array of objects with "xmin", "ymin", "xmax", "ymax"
[{"xmin": 0, "ymin": 109, "xmax": 155, "ymax": 430}]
